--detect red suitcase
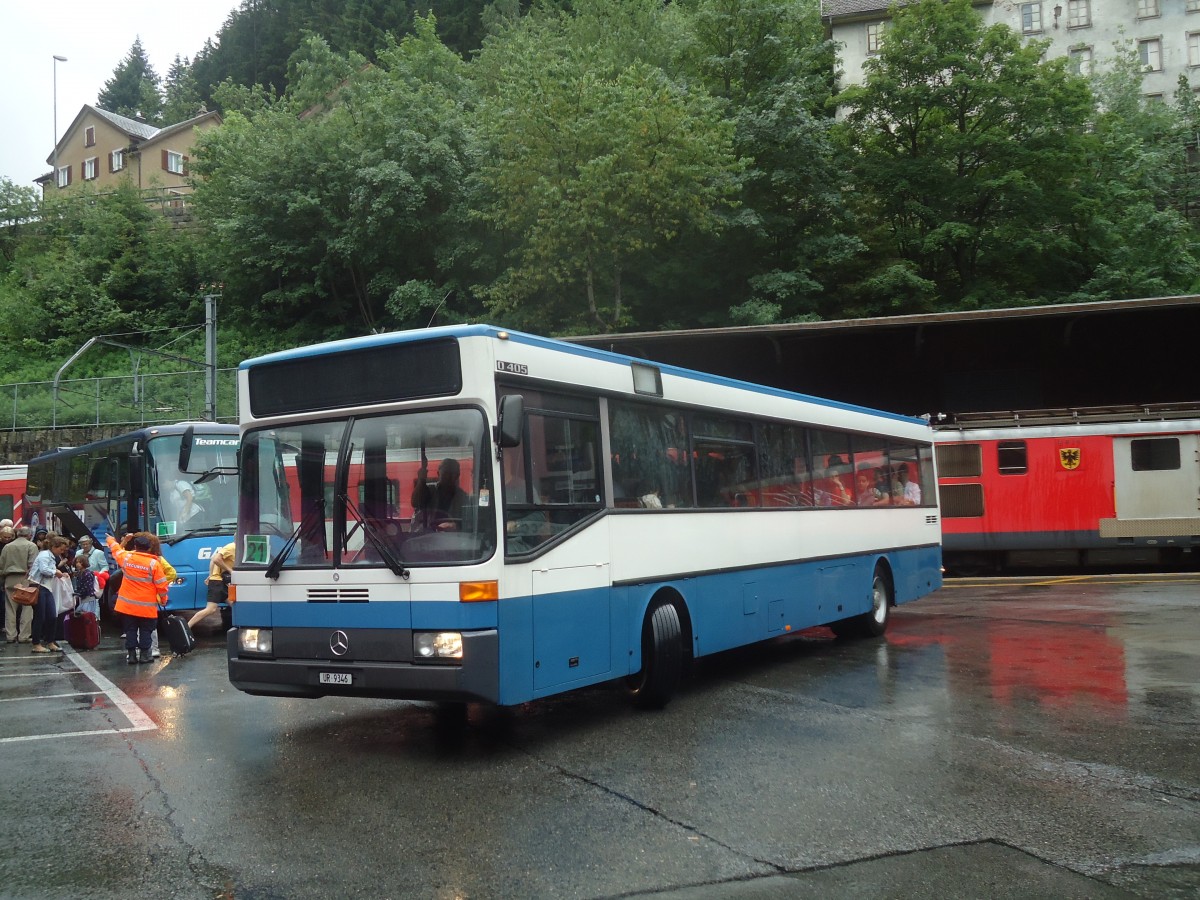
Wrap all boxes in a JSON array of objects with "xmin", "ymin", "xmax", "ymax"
[{"xmin": 65, "ymin": 610, "xmax": 101, "ymax": 651}]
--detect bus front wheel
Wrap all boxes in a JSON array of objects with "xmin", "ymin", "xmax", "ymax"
[
  {"xmin": 832, "ymin": 567, "xmax": 891, "ymax": 639},
  {"xmin": 625, "ymin": 601, "xmax": 683, "ymax": 709}
]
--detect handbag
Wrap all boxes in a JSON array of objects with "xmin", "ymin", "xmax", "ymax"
[{"xmin": 12, "ymin": 583, "xmax": 39, "ymax": 606}]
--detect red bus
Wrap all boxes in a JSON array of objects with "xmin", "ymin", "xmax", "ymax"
[{"xmin": 935, "ymin": 405, "xmax": 1200, "ymax": 571}]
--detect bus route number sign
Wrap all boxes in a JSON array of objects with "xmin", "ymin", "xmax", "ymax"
[{"xmin": 496, "ymin": 360, "xmax": 528, "ymax": 376}]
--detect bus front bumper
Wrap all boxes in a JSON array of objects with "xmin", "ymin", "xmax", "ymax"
[{"xmin": 226, "ymin": 628, "xmax": 500, "ymax": 703}]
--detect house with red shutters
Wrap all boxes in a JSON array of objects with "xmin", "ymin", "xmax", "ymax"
[{"xmin": 36, "ymin": 105, "xmax": 221, "ymax": 201}]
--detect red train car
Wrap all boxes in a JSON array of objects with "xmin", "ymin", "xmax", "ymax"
[
  {"xmin": 0, "ymin": 465, "xmax": 26, "ymax": 525},
  {"xmin": 935, "ymin": 406, "xmax": 1200, "ymax": 571}
]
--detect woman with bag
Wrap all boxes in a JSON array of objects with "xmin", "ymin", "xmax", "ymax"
[{"xmin": 28, "ymin": 536, "xmax": 70, "ymax": 653}]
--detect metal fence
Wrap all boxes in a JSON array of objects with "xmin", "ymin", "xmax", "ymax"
[{"xmin": 0, "ymin": 368, "xmax": 239, "ymax": 431}]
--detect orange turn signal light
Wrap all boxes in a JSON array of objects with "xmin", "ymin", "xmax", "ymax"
[
  {"xmin": 227, "ymin": 585, "xmax": 237, "ymax": 604},
  {"xmin": 459, "ymin": 581, "xmax": 499, "ymax": 602}
]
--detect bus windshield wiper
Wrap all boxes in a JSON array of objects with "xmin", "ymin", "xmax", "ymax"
[
  {"xmin": 162, "ymin": 525, "xmax": 235, "ymax": 546},
  {"xmin": 265, "ymin": 498, "xmax": 325, "ymax": 581},
  {"xmin": 340, "ymin": 493, "xmax": 410, "ymax": 580}
]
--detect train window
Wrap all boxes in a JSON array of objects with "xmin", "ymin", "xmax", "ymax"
[
  {"xmin": 940, "ymin": 483, "xmax": 984, "ymax": 517},
  {"xmin": 936, "ymin": 443, "xmax": 982, "ymax": 478},
  {"xmin": 1130, "ymin": 438, "xmax": 1180, "ymax": 471},
  {"xmin": 997, "ymin": 441, "xmax": 1027, "ymax": 475},
  {"xmin": 0, "ymin": 495, "xmax": 12, "ymax": 518}
]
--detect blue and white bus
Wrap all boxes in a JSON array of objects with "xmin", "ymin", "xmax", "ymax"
[
  {"xmin": 228, "ymin": 325, "xmax": 942, "ymax": 707},
  {"xmin": 24, "ymin": 422, "xmax": 239, "ymax": 614}
]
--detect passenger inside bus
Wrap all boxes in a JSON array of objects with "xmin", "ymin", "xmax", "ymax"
[
  {"xmin": 896, "ymin": 463, "xmax": 921, "ymax": 505},
  {"xmin": 172, "ymin": 481, "xmax": 203, "ymax": 523},
  {"xmin": 410, "ymin": 458, "xmax": 468, "ymax": 532},
  {"xmin": 856, "ymin": 466, "xmax": 889, "ymax": 507}
]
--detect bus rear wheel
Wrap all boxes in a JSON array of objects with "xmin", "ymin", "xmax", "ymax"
[
  {"xmin": 831, "ymin": 567, "xmax": 891, "ymax": 639},
  {"xmin": 625, "ymin": 601, "xmax": 683, "ymax": 709}
]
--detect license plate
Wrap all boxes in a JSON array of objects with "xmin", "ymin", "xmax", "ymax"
[{"xmin": 319, "ymin": 672, "xmax": 352, "ymax": 685}]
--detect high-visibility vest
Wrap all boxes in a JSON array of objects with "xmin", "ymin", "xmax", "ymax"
[{"xmin": 106, "ymin": 536, "xmax": 169, "ymax": 619}]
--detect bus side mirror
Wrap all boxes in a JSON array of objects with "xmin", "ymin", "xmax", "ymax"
[
  {"xmin": 178, "ymin": 425, "xmax": 195, "ymax": 471},
  {"xmin": 497, "ymin": 394, "xmax": 524, "ymax": 448}
]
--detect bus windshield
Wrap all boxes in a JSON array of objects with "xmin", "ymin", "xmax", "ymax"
[
  {"xmin": 147, "ymin": 434, "xmax": 238, "ymax": 540},
  {"xmin": 240, "ymin": 408, "xmax": 496, "ymax": 570}
]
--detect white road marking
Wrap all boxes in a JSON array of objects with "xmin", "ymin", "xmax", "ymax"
[{"xmin": 0, "ymin": 646, "xmax": 157, "ymax": 743}]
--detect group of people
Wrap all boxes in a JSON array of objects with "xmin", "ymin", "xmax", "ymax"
[
  {"xmin": 0, "ymin": 520, "xmax": 235, "ymax": 663},
  {"xmin": 0, "ymin": 524, "xmax": 106, "ymax": 653},
  {"xmin": 853, "ymin": 462, "xmax": 922, "ymax": 508}
]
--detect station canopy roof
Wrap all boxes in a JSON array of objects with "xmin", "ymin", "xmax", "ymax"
[{"xmin": 570, "ymin": 295, "xmax": 1200, "ymax": 422}]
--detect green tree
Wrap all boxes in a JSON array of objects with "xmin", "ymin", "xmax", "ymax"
[
  {"xmin": 0, "ymin": 179, "xmax": 40, "ymax": 265},
  {"xmin": 191, "ymin": 0, "xmax": 418, "ymax": 110},
  {"xmin": 675, "ymin": 0, "xmax": 855, "ymax": 325},
  {"xmin": 1064, "ymin": 53, "xmax": 1200, "ymax": 300},
  {"xmin": 97, "ymin": 38, "xmax": 164, "ymax": 124},
  {"xmin": 471, "ymin": 0, "xmax": 741, "ymax": 332},
  {"xmin": 0, "ymin": 185, "xmax": 205, "ymax": 378},
  {"xmin": 191, "ymin": 21, "xmax": 479, "ymax": 337},
  {"xmin": 162, "ymin": 55, "xmax": 204, "ymax": 123},
  {"xmin": 835, "ymin": 0, "xmax": 1095, "ymax": 311}
]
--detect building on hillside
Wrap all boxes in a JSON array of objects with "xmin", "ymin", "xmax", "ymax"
[
  {"xmin": 823, "ymin": 0, "xmax": 1196, "ymax": 101},
  {"xmin": 35, "ymin": 106, "xmax": 221, "ymax": 205}
]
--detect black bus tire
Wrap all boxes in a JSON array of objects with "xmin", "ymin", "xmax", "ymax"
[
  {"xmin": 831, "ymin": 566, "xmax": 891, "ymax": 639},
  {"xmin": 625, "ymin": 601, "xmax": 683, "ymax": 709}
]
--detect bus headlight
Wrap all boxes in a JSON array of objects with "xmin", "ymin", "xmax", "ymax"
[
  {"xmin": 239, "ymin": 628, "xmax": 272, "ymax": 655},
  {"xmin": 413, "ymin": 631, "xmax": 463, "ymax": 661}
]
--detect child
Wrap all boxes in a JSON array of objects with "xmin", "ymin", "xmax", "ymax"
[{"xmin": 72, "ymin": 555, "xmax": 100, "ymax": 619}]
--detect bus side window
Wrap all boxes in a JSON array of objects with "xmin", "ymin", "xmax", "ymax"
[{"xmin": 609, "ymin": 401, "xmax": 691, "ymax": 509}]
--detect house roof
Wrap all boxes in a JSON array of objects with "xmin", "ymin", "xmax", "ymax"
[
  {"xmin": 821, "ymin": 0, "xmax": 993, "ymax": 22},
  {"xmin": 91, "ymin": 106, "xmax": 161, "ymax": 140},
  {"xmin": 44, "ymin": 105, "xmax": 221, "ymax": 166},
  {"xmin": 821, "ymin": 0, "xmax": 891, "ymax": 18},
  {"xmin": 146, "ymin": 110, "xmax": 221, "ymax": 146}
]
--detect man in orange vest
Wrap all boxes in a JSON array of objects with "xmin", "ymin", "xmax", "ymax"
[{"xmin": 106, "ymin": 533, "xmax": 170, "ymax": 664}]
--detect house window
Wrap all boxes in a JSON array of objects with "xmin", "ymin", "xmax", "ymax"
[
  {"xmin": 1068, "ymin": 0, "xmax": 1091, "ymax": 27},
  {"xmin": 83, "ymin": 157, "xmax": 98, "ymax": 180},
  {"xmin": 56, "ymin": 166, "xmax": 70, "ymax": 188},
  {"xmin": 84, "ymin": 126, "xmax": 95, "ymax": 147},
  {"xmin": 1139, "ymin": 38, "xmax": 1163, "ymax": 71},
  {"xmin": 1137, "ymin": 0, "xmax": 1159, "ymax": 17},
  {"xmin": 1069, "ymin": 46, "xmax": 1093, "ymax": 75},
  {"xmin": 866, "ymin": 22, "xmax": 884, "ymax": 54},
  {"xmin": 110, "ymin": 149, "xmax": 124, "ymax": 172},
  {"xmin": 1021, "ymin": 3, "xmax": 1043, "ymax": 33},
  {"xmin": 164, "ymin": 150, "xmax": 185, "ymax": 175}
]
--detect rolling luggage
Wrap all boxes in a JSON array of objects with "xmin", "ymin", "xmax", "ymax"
[
  {"xmin": 65, "ymin": 609, "xmax": 101, "ymax": 651},
  {"xmin": 164, "ymin": 614, "xmax": 196, "ymax": 656}
]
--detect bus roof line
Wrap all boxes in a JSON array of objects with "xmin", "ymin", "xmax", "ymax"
[{"xmin": 241, "ymin": 325, "xmax": 929, "ymax": 428}]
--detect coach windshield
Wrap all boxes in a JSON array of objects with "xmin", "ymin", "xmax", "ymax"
[{"xmin": 238, "ymin": 409, "xmax": 496, "ymax": 571}]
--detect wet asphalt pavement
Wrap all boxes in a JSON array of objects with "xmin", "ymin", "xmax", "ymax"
[{"xmin": 0, "ymin": 574, "xmax": 1196, "ymax": 899}]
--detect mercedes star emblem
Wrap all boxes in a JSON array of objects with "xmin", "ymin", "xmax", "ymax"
[{"xmin": 330, "ymin": 630, "xmax": 350, "ymax": 656}]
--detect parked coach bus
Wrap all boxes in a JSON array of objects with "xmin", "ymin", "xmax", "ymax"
[
  {"xmin": 24, "ymin": 423, "xmax": 239, "ymax": 613},
  {"xmin": 935, "ymin": 405, "xmax": 1200, "ymax": 571},
  {"xmin": 227, "ymin": 325, "xmax": 943, "ymax": 708}
]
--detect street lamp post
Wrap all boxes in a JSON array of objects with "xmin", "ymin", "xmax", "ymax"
[{"xmin": 52, "ymin": 55, "xmax": 67, "ymax": 188}]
